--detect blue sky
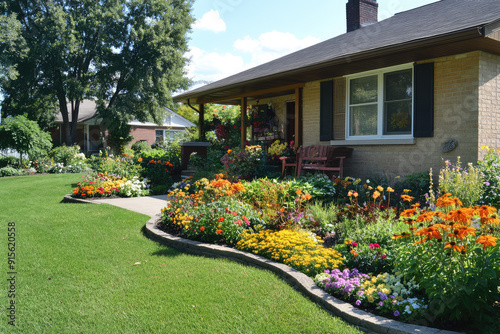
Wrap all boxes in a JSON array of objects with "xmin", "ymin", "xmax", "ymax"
[{"xmin": 186, "ymin": 0, "xmax": 439, "ymax": 87}]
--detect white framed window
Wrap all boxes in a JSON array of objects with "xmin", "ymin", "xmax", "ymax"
[
  {"xmin": 346, "ymin": 64, "xmax": 413, "ymax": 140},
  {"xmin": 155, "ymin": 129, "xmax": 180, "ymax": 143}
]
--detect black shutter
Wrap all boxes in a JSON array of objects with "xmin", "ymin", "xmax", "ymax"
[
  {"xmin": 320, "ymin": 80, "xmax": 334, "ymax": 141},
  {"xmin": 413, "ymin": 63, "xmax": 434, "ymax": 138}
]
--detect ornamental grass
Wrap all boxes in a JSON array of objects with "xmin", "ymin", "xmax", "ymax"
[{"xmin": 236, "ymin": 229, "xmax": 343, "ymax": 277}]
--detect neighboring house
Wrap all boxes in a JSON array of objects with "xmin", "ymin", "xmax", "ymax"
[
  {"xmin": 174, "ymin": 0, "xmax": 500, "ymax": 178},
  {"xmin": 49, "ymin": 100, "xmax": 195, "ymax": 154}
]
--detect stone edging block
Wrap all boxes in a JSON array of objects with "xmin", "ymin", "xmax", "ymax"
[{"xmin": 64, "ymin": 194, "xmax": 462, "ymax": 334}]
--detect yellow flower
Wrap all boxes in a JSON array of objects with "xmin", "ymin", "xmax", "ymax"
[{"xmin": 377, "ymin": 186, "xmax": 384, "ymax": 192}]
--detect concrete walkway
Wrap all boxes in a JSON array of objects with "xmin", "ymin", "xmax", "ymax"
[{"xmin": 71, "ymin": 194, "xmax": 169, "ymax": 217}]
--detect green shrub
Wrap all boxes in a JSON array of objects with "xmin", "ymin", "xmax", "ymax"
[
  {"xmin": 49, "ymin": 145, "xmax": 82, "ymax": 165},
  {"xmin": 0, "ymin": 166, "xmax": 23, "ymax": 177},
  {"xmin": 130, "ymin": 140, "xmax": 152, "ymax": 153},
  {"xmin": 438, "ymin": 157, "xmax": 483, "ymax": 207},
  {"xmin": 477, "ymin": 146, "xmax": 500, "ymax": 208},
  {"xmin": 392, "ymin": 171, "xmax": 432, "ymax": 206},
  {"xmin": 0, "ymin": 156, "xmax": 19, "ymax": 168},
  {"xmin": 89, "ymin": 155, "xmax": 141, "ymax": 179}
]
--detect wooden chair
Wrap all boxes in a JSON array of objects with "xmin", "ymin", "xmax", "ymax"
[
  {"xmin": 279, "ymin": 147, "xmax": 302, "ymax": 177},
  {"xmin": 298, "ymin": 146, "xmax": 353, "ymax": 178}
]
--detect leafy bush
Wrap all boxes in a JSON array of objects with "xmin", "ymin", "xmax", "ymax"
[
  {"xmin": 0, "ymin": 156, "xmax": 19, "ymax": 168},
  {"xmin": 438, "ymin": 157, "xmax": 483, "ymax": 207},
  {"xmin": 392, "ymin": 171, "xmax": 431, "ymax": 206},
  {"xmin": 477, "ymin": 146, "xmax": 500, "ymax": 208},
  {"xmin": 131, "ymin": 140, "xmax": 152, "ymax": 153},
  {"xmin": 220, "ymin": 145, "xmax": 266, "ymax": 179},
  {"xmin": 89, "ymin": 155, "xmax": 141, "ymax": 179},
  {"xmin": 236, "ymin": 229, "xmax": 344, "ymax": 277},
  {"xmin": 0, "ymin": 166, "xmax": 23, "ymax": 177},
  {"xmin": 48, "ymin": 145, "xmax": 82, "ymax": 165}
]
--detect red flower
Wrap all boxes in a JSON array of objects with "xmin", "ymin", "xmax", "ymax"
[
  {"xmin": 216, "ymin": 229, "xmax": 223, "ymax": 235},
  {"xmin": 200, "ymin": 226, "xmax": 205, "ymax": 232},
  {"xmin": 218, "ymin": 217, "xmax": 224, "ymax": 222}
]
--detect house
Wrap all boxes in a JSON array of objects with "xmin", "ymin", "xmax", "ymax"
[
  {"xmin": 49, "ymin": 100, "xmax": 196, "ymax": 154},
  {"xmin": 173, "ymin": 0, "xmax": 500, "ymax": 179}
]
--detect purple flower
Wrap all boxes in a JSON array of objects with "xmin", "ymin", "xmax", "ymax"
[
  {"xmin": 394, "ymin": 311, "xmax": 400, "ymax": 317},
  {"xmin": 378, "ymin": 301, "xmax": 384, "ymax": 307},
  {"xmin": 356, "ymin": 300, "xmax": 361, "ymax": 306}
]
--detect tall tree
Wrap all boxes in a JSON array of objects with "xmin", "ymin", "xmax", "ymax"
[{"xmin": 0, "ymin": 0, "xmax": 194, "ymax": 144}]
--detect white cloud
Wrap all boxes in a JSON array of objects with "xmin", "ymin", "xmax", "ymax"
[
  {"xmin": 234, "ymin": 30, "xmax": 321, "ymax": 65},
  {"xmin": 185, "ymin": 31, "xmax": 321, "ymax": 89},
  {"xmin": 192, "ymin": 10, "xmax": 226, "ymax": 32},
  {"xmin": 185, "ymin": 46, "xmax": 248, "ymax": 86}
]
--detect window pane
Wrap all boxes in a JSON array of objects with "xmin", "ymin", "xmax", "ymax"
[
  {"xmin": 155, "ymin": 130, "xmax": 163, "ymax": 142},
  {"xmin": 384, "ymin": 101, "xmax": 412, "ymax": 134},
  {"xmin": 385, "ymin": 70, "xmax": 412, "ymax": 101},
  {"xmin": 350, "ymin": 75, "xmax": 378, "ymax": 104},
  {"xmin": 350, "ymin": 104, "xmax": 378, "ymax": 136}
]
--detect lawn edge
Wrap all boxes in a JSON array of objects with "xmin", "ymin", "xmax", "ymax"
[{"xmin": 64, "ymin": 194, "xmax": 462, "ymax": 334}]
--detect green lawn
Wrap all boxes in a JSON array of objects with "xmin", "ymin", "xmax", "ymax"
[{"xmin": 0, "ymin": 174, "xmax": 363, "ymax": 333}]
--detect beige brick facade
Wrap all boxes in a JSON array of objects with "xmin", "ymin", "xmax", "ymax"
[{"xmin": 264, "ymin": 51, "xmax": 500, "ymax": 179}]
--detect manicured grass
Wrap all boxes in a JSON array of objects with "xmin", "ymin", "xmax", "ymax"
[{"xmin": 0, "ymin": 174, "xmax": 363, "ymax": 333}]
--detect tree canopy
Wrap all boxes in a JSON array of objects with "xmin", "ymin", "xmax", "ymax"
[
  {"xmin": 0, "ymin": 0, "xmax": 194, "ymax": 146},
  {"xmin": 0, "ymin": 115, "xmax": 53, "ymax": 165}
]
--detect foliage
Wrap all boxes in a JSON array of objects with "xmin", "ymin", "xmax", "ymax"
[
  {"xmin": 0, "ymin": 155, "xmax": 19, "ymax": 168},
  {"xmin": 164, "ymin": 196, "xmax": 263, "ymax": 246},
  {"xmin": 202, "ymin": 104, "xmax": 243, "ymax": 146},
  {"xmin": 220, "ymin": 145, "xmax": 266, "ymax": 179},
  {"xmin": 48, "ymin": 145, "xmax": 82, "ymax": 165},
  {"xmin": 162, "ymin": 174, "xmax": 256, "ymax": 245},
  {"xmin": 0, "ymin": 13, "xmax": 27, "ymax": 80},
  {"xmin": 0, "ymin": 166, "xmax": 24, "ymax": 177},
  {"xmin": 130, "ymin": 140, "xmax": 152, "ymax": 153},
  {"xmin": 0, "ymin": 0, "xmax": 194, "ymax": 145},
  {"xmin": 138, "ymin": 158, "xmax": 174, "ymax": 193},
  {"xmin": 392, "ymin": 171, "xmax": 432, "ymax": 206},
  {"xmin": 236, "ymin": 229, "xmax": 343, "ymax": 277},
  {"xmin": 391, "ymin": 193, "xmax": 500, "ymax": 327},
  {"xmin": 438, "ymin": 157, "xmax": 484, "ymax": 207},
  {"xmin": 335, "ymin": 240, "xmax": 392, "ymax": 275},
  {"xmin": 298, "ymin": 173, "xmax": 337, "ymax": 203},
  {"xmin": 0, "ymin": 115, "xmax": 52, "ymax": 164},
  {"xmin": 477, "ymin": 146, "xmax": 500, "ymax": 208},
  {"xmin": 106, "ymin": 122, "xmax": 134, "ymax": 155},
  {"xmin": 88, "ymin": 154, "xmax": 142, "ymax": 179}
]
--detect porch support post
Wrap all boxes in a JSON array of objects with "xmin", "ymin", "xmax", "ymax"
[
  {"xmin": 241, "ymin": 97, "xmax": 247, "ymax": 148},
  {"xmin": 86, "ymin": 124, "xmax": 90, "ymax": 153},
  {"xmin": 294, "ymin": 87, "xmax": 301, "ymax": 148},
  {"xmin": 198, "ymin": 103, "xmax": 205, "ymax": 141}
]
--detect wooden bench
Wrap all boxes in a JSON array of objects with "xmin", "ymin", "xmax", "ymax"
[{"xmin": 280, "ymin": 145, "xmax": 353, "ymax": 178}]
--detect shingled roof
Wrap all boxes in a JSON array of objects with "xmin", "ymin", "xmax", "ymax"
[{"xmin": 174, "ymin": 0, "xmax": 500, "ymax": 105}]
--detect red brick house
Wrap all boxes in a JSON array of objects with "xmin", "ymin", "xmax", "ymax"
[
  {"xmin": 49, "ymin": 100, "xmax": 195, "ymax": 153},
  {"xmin": 174, "ymin": 0, "xmax": 500, "ymax": 178}
]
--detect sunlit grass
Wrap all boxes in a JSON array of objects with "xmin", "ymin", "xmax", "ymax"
[{"xmin": 0, "ymin": 174, "xmax": 362, "ymax": 333}]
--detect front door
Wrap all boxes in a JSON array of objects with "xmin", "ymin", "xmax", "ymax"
[{"xmin": 286, "ymin": 101, "xmax": 295, "ymax": 144}]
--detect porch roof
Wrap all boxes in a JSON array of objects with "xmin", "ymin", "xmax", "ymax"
[{"xmin": 174, "ymin": 0, "xmax": 500, "ymax": 105}]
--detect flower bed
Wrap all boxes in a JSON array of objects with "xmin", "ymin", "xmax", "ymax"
[
  {"xmin": 73, "ymin": 172, "xmax": 149, "ymax": 198},
  {"xmin": 158, "ymin": 171, "xmax": 499, "ymax": 333}
]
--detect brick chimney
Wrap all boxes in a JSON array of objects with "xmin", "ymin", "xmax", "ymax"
[{"xmin": 346, "ymin": 0, "xmax": 378, "ymax": 32}]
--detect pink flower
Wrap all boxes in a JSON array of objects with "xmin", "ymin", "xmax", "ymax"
[
  {"xmin": 351, "ymin": 242, "xmax": 358, "ymax": 247},
  {"xmin": 381, "ymin": 254, "xmax": 387, "ymax": 259}
]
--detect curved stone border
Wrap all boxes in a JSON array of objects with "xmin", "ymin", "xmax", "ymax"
[{"xmin": 65, "ymin": 194, "xmax": 460, "ymax": 334}]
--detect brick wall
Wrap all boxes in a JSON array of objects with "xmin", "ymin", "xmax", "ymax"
[
  {"xmin": 299, "ymin": 51, "xmax": 482, "ymax": 179},
  {"xmin": 478, "ymin": 52, "xmax": 500, "ymax": 157},
  {"xmin": 130, "ymin": 126, "xmax": 186, "ymax": 146},
  {"xmin": 346, "ymin": 0, "xmax": 378, "ymax": 33}
]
